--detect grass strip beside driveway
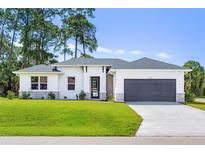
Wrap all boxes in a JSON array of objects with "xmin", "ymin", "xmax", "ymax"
[{"xmin": 186, "ymin": 102, "xmax": 205, "ymax": 111}]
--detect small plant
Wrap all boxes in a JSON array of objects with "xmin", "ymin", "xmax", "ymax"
[
  {"xmin": 48, "ymin": 92, "xmax": 56, "ymax": 100},
  {"xmin": 79, "ymin": 91, "xmax": 86, "ymax": 100},
  {"xmin": 20, "ymin": 92, "xmax": 30, "ymax": 99},
  {"xmin": 185, "ymin": 92, "xmax": 195, "ymax": 102},
  {"xmin": 76, "ymin": 94, "xmax": 79, "ymax": 100},
  {"xmin": 64, "ymin": 96, "xmax": 67, "ymax": 99},
  {"xmin": 7, "ymin": 91, "xmax": 15, "ymax": 100},
  {"xmin": 41, "ymin": 96, "xmax": 44, "ymax": 99},
  {"xmin": 107, "ymin": 95, "xmax": 115, "ymax": 102}
]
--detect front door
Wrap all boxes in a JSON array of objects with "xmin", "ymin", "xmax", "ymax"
[{"xmin": 91, "ymin": 77, "xmax": 100, "ymax": 98}]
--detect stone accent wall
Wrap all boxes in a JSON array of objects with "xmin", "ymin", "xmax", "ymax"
[
  {"xmin": 100, "ymin": 92, "xmax": 107, "ymax": 100},
  {"xmin": 19, "ymin": 91, "xmax": 59, "ymax": 99},
  {"xmin": 176, "ymin": 93, "xmax": 185, "ymax": 102},
  {"xmin": 85, "ymin": 92, "xmax": 106, "ymax": 100},
  {"xmin": 106, "ymin": 74, "xmax": 113, "ymax": 96},
  {"xmin": 115, "ymin": 93, "xmax": 124, "ymax": 102}
]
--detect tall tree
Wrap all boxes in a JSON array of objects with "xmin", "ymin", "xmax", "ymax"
[
  {"xmin": 62, "ymin": 9, "xmax": 97, "ymax": 58},
  {"xmin": 9, "ymin": 9, "xmax": 22, "ymax": 62},
  {"xmin": 54, "ymin": 26, "xmax": 73, "ymax": 61},
  {"xmin": 183, "ymin": 61, "xmax": 205, "ymax": 96},
  {"xmin": 78, "ymin": 15, "xmax": 97, "ymax": 56},
  {"xmin": 19, "ymin": 8, "xmax": 59, "ymax": 65},
  {"xmin": 0, "ymin": 9, "xmax": 13, "ymax": 59},
  {"xmin": 0, "ymin": 8, "xmax": 98, "ymax": 96}
]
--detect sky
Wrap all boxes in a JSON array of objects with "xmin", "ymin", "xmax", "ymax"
[{"xmin": 58, "ymin": 9, "xmax": 205, "ymax": 66}]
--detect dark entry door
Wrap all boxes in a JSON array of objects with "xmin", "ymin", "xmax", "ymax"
[
  {"xmin": 91, "ymin": 77, "xmax": 100, "ymax": 98},
  {"xmin": 124, "ymin": 79, "xmax": 176, "ymax": 102}
]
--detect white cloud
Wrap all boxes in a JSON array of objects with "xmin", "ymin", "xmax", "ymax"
[
  {"xmin": 156, "ymin": 52, "xmax": 173, "ymax": 59},
  {"xmin": 115, "ymin": 49, "xmax": 125, "ymax": 55},
  {"xmin": 97, "ymin": 46, "xmax": 113, "ymax": 53},
  {"xmin": 14, "ymin": 42, "xmax": 23, "ymax": 47},
  {"xmin": 68, "ymin": 43, "xmax": 75, "ymax": 50},
  {"xmin": 97, "ymin": 46, "xmax": 125, "ymax": 55},
  {"xmin": 130, "ymin": 50, "xmax": 142, "ymax": 55}
]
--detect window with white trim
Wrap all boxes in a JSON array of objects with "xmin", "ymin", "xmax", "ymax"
[
  {"xmin": 31, "ymin": 76, "xmax": 47, "ymax": 90},
  {"xmin": 31, "ymin": 76, "xmax": 38, "ymax": 90},
  {"xmin": 68, "ymin": 77, "xmax": 75, "ymax": 90},
  {"xmin": 40, "ymin": 76, "xmax": 47, "ymax": 90}
]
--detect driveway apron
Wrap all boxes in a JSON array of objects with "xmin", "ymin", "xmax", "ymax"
[{"xmin": 128, "ymin": 102, "xmax": 205, "ymax": 137}]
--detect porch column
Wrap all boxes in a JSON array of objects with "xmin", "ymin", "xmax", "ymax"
[{"xmin": 83, "ymin": 66, "xmax": 91, "ymax": 99}]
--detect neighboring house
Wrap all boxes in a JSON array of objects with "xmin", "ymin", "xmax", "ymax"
[{"xmin": 13, "ymin": 57, "xmax": 191, "ymax": 102}]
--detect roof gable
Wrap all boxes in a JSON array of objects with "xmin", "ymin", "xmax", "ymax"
[{"xmin": 127, "ymin": 57, "xmax": 183, "ymax": 69}]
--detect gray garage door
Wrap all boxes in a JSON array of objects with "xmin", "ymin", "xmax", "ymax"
[{"xmin": 124, "ymin": 79, "xmax": 176, "ymax": 102}]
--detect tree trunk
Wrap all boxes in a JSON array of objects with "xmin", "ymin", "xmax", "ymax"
[
  {"xmin": 75, "ymin": 36, "xmax": 78, "ymax": 58},
  {"xmin": 40, "ymin": 9, "xmax": 45, "ymax": 64},
  {"xmin": 0, "ymin": 18, "xmax": 6, "ymax": 55},
  {"xmin": 64, "ymin": 50, "xmax": 66, "ymax": 61},
  {"xmin": 7, "ymin": 75, "xmax": 12, "ymax": 91},
  {"xmin": 10, "ymin": 9, "xmax": 20, "ymax": 62},
  {"xmin": 22, "ymin": 9, "xmax": 30, "ymax": 68},
  {"xmin": 83, "ymin": 41, "xmax": 85, "ymax": 55},
  {"xmin": 82, "ymin": 34, "xmax": 85, "ymax": 55}
]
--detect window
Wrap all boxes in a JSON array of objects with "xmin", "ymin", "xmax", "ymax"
[
  {"xmin": 40, "ymin": 76, "xmax": 47, "ymax": 90},
  {"xmin": 68, "ymin": 77, "xmax": 75, "ymax": 90},
  {"xmin": 31, "ymin": 76, "xmax": 47, "ymax": 90},
  {"xmin": 31, "ymin": 76, "xmax": 38, "ymax": 90}
]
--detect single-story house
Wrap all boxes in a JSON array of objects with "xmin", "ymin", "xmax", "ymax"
[{"xmin": 13, "ymin": 57, "xmax": 191, "ymax": 102}]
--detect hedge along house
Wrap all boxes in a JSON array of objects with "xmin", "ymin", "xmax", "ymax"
[{"xmin": 13, "ymin": 57, "xmax": 191, "ymax": 103}]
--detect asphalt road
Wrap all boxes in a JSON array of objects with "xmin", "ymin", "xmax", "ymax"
[{"xmin": 1, "ymin": 137, "xmax": 205, "ymax": 145}]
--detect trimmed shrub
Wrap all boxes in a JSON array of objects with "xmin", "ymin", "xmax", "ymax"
[
  {"xmin": 48, "ymin": 92, "xmax": 55, "ymax": 100},
  {"xmin": 185, "ymin": 92, "xmax": 195, "ymax": 102},
  {"xmin": 7, "ymin": 91, "xmax": 15, "ymax": 100},
  {"xmin": 79, "ymin": 91, "xmax": 86, "ymax": 100},
  {"xmin": 76, "ymin": 94, "xmax": 79, "ymax": 100},
  {"xmin": 20, "ymin": 92, "xmax": 30, "ymax": 99},
  {"xmin": 107, "ymin": 95, "xmax": 115, "ymax": 102}
]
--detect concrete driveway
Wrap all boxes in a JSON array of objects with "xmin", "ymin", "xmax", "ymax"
[{"xmin": 128, "ymin": 102, "xmax": 205, "ymax": 137}]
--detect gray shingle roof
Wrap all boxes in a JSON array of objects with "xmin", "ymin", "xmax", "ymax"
[
  {"xmin": 120, "ymin": 57, "xmax": 184, "ymax": 69},
  {"xmin": 53, "ymin": 58, "xmax": 129, "ymax": 67},
  {"xmin": 54, "ymin": 57, "xmax": 183, "ymax": 69},
  {"xmin": 13, "ymin": 57, "xmax": 184, "ymax": 73},
  {"xmin": 13, "ymin": 64, "xmax": 62, "ymax": 73}
]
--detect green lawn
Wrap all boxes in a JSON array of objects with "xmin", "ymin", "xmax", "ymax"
[
  {"xmin": 0, "ymin": 99, "xmax": 142, "ymax": 136},
  {"xmin": 186, "ymin": 102, "xmax": 205, "ymax": 111},
  {"xmin": 198, "ymin": 96, "xmax": 205, "ymax": 98}
]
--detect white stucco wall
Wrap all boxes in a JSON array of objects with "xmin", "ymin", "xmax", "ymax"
[
  {"xmin": 18, "ymin": 66, "xmax": 107, "ymax": 100},
  {"xmin": 57, "ymin": 66, "xmax": 106, "ymax": 99},
  {"xmin": 58, "ymin": 66, "xmax": 84, "ymax": 99},
  {"xmin": 111, "ymin": 69, "xmax": 185, "ymax": 102},
  {"xmin": 19, "ymin": 73, "xmax": 59, "ymax": 92}
]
